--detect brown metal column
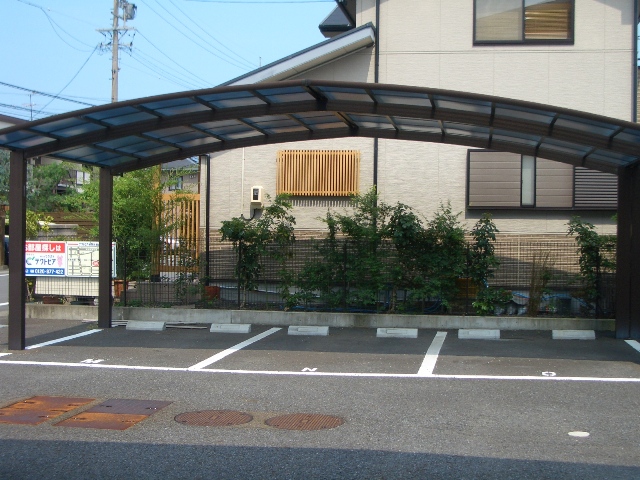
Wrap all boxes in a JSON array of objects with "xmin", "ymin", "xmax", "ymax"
[
  {"xmin": 8, "ymin": 151, "xmax": 27, "ymax": 350},
  {"xmin": 615, "ymin": 165, "xmax": 640, "ymax": 339},
  {"xmin": 98, "ymin": 167, "xmax": 113, "ymax": 328}
]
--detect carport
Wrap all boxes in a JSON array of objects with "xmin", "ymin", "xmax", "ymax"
[{"xmin": 1, "ymin": 79, "xmax": 639, "ymax": 349}]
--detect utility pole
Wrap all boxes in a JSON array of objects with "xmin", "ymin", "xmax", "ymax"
[{"xmin": 98, "ymin": 0, "xmax": 137, "ymax": 103}]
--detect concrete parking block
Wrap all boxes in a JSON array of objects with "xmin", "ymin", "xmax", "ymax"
[
  {"xmin": 288, "ymin": 326, "xmax": 329, "ymax": 336},
  {"xmin": 126, "ymin": 320, "xmax": 166, "ymax": 331},
  {"xmin": 458, "ymin": 329, "xmax": 500, "ymax": 340},
  {"xmin": 210, "ymin": 324, "xmax": 252, "ymax": 334},
  {"xmin": 552, "ymin": 330, "xmax": 596, "ymax": 340},
  {"xmin": 376, "ymin": 328, "xmax": 418, "ymax": 338}
]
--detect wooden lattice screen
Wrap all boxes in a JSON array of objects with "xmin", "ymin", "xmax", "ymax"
[
  {"xmin": 277, "ymin": 150, "xmax": 360, "ymax": 196},
  {"xmin": 161, "ymin": 193, "xmax": 200, "ymax": 245}
]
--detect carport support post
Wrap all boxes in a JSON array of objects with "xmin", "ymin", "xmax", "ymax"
[
  {"xmin": 615, "ymin": 165, "xmax": 640, "ymax": 339},
  {"xmin": 98, "ymin": 167, "xmax": 113, "ymax": 329},
  {"xmin": 8, "ymin": 151, "xmax": 27, "ymax": 350}
]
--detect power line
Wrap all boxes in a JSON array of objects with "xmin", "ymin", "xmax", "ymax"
[
  {"xmin": 134, "ymin": 29, "xmax": 213, "ymax": 86},
  {"xmin": 0, "ymin": 81, "xmax": 95, "ymax": 107},
  {"xmin": 34, "ymin": 46, "xmax": 100, "ymax": 118},
  {"xmin": 16, "ymin": 0, "xmax": 95, "ymax": 51},
  {"xmin": 186, "ymin": 1, "xmax": 333, "ymax": 3},
  {"xmin": 165, "ymin": 0, "xmax": 257, "ymax": 69},
  {"xmin": 187, "ymin": 0, "xmax": 334, "ymax": 5},
  {"xmin": 121, "ymin": 57, "xmax": 200, "ymax": 91},
  {"xmin": 139, "ymin": 0, "xmax": 253, "ymax": 71},
  {"xmin": 0, "ymin": 103, "xmax": 56, "ymax": 117},
  {"xmin": 125, "ymin": 50, "xmax": 205, "ymax": 90}
]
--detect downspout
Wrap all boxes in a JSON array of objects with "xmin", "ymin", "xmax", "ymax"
[
  {"xmin": 373, "ymin": 0, "xmax": 380, "ymax": 191},
  {"xmin": 634, "ymin": 0, "xmax": 638, "ymax": 122}
]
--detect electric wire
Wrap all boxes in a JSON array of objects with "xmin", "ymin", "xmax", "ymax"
[
  {"xmin": 0, "ymin": 103, "xmax": 56, "ymax": 118},
  {"xmin": 134, "ymin": 29, "xmax": 213, "ymax": 87},
  {"xmin": 0, "ymin": 82, "xmax": 95, "ymax": 107},
  {"xmin": 34, "ymin": 45, "xmax": 100, "ymax": 118},
  {"xmin": 122, "ymin": 61, "xmax": 200, "ymax": 90},
  {"xmin": 186, "ymin": 0, "xmax": 333, "ymax": 3},
  {"xmin": 153, "ymin": 0, "xmax": 255, "ymax": 70},
  {"xmin": 128, "ymin": 49, "xmax": 204, "ymax": 89},
  {"xmin": 166, "ymin": 0, "xmax": 257, "ymax": 69},
  {"xmin": 139, "ymin": 0, "xmax": 252, "ymax": 71},
  {"xmin": 16, "ymin": 0, "xmax": 95, "ymax": 52},
  {"xmin": 125, "ymin": 50, "xmax": 206, "ymax": 90}
]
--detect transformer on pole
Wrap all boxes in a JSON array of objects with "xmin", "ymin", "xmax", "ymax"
[{"xmin": 97, "ymin": 0, "xmax": 137, "ymax": 103}]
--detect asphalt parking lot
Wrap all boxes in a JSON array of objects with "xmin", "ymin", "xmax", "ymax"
[{"xmin": 1, "ymin": 317, "xmax": 640, "ymax": 479}]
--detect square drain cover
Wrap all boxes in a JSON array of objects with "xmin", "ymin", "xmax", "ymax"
[
  {"xmin": 56, "ymin": 412, "xmax": 148, "ymax": 430},
  {"xmin": 0, "ymin": 396, "xmax": 94, "ymax": 425},
  {"xmin": 86, "ymin": 399, "xmax": 172, "ymax": 415}
]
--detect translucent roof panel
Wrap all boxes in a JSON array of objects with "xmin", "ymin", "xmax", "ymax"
[
  {"xmin": 435, "ymin": 96, "xmax": 492, "ymax": 116},
  {"xmin": 256, "ymin": 87, "xmax": 316, "ymax": 104},
  {"xmin": 141, "ymin": 98, "xmax": 211, "ymax": 117},
  {"xmin": 0, "ymin": 80, "xmax": 637, "ymax": 174},
  {"xmin": 393, "ymin": 117, "xmax": 441, "ymax": 134},
  {"xmin": 494, "ymin": 103, "xmax": 556, "ymax": 126},
  {"xmin": 348, "ymin": 114, "xmax": 395, "ymax": 130},
  {"xmin": 293, "ymin": 112, "xmax": 347, "ymax": 130},
  {"xmin": 198, "ymin": 91, "xmax": 266, "ymax": 109},
  {"xmin": 443, "ymin": 122, "xmax": 490, "ymax": 140},
  {"xmin": 370, "ymin": 89, "xmax": 432, "ymax": 109},
  {"xmin": 553, "ymin": 116, "xmax": 619, "ymax": 138},
  {"xmin": 315, "ymin": 86, "xmax": 374, "ymax": 103}
]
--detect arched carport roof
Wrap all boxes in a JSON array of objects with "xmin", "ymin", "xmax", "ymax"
[
  {"xmin": 2, "ymin": 80, "xmax": 640, "ymax": 347},
  {"xmin": 1, "ymin": 79, "xmax": 639, "ymax": 175}
]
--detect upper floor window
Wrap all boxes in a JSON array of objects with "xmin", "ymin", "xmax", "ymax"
[
  {"xmin": 168, "ymin": 176, "xmax": 183, "ymax": 191},
  {"xmin": 474, "ymin": 0, "xmax": 574, "ymax": 44}
]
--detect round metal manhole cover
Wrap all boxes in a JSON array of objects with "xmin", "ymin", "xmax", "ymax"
[
  {"xmin": 265, "ymin": 413, "xmax": 344, "ymax": 431},
  {"xmin": 174, "ymin": 410, "xmax": 253, "ymax": 427}
]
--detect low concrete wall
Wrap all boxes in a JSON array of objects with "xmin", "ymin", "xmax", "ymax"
[{"xmin": 25, "ymin": 304, "xmax": 615, "ymax": 331}]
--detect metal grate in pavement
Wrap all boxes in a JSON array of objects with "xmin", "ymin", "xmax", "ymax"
[
  {"xmin": 55, "ymin": 412, "xmax": 149, "ymax": 430},
  {"xmin": 0, "ymin": 396, "xmax": 94, "ymax": 425}
]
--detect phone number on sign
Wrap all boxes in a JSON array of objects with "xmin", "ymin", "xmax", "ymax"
[{"xmin": 25, "ymin": 268, "xmax": 65, "ymax": 276}]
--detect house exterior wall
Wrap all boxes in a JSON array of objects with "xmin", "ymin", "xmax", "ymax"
[{"xmin": 205, "ymin": 0, "xmax": 634, "ymax": 236}]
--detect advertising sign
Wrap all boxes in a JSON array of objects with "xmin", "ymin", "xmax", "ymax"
[
  {"xmin": 24, "ymin": 241, "xmax": 67, "ymax": 276},
  {"xmin": 66, "ymin": 241, "xmax": 116, "ymax": 278}
]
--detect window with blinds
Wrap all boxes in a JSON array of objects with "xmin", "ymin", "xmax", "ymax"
[
  {"xmin": 474, "ymin": 0, "xmax": 573, "ymax": 44},
  {"xmin": 467, "ymin": 150, "xmax": 617, "ymax": 210},
  {"xmin": 276, "ymin": 150, "xmax": 360, "ymax": 197}
]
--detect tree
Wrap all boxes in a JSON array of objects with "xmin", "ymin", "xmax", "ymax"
[
  {"xmin": 82, "ymin": 166, "xmax": 191, "ymax": 280},
  {"xmin": 220, "ymin": 194, "xmax": 296, "ymax": 308},
  {"xmin": 567, "ymin": 216, "xmax": 616, "ymax": 314},
  {"xmin": 0, "ymin": 150, "xmax": 9, "ymax": 205},
  {"xmin": 27, "ymin": 162, "xmax": 82, "ymax": 212}
]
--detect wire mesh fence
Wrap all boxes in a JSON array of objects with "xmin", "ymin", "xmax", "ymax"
[{"xmin": 29, "ymin": 235, "xmax": 616, "ymax": 318}]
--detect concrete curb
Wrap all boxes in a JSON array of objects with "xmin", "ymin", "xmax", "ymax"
[{"xmin": 23, "ymin": 304, "xmax": 616, "ymax": 331}]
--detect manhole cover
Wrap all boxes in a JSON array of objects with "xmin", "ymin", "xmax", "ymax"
[
  {"xmin": 265, "ymin": 413, "xmax": 344, "ymax": 431},
  {"xmin": 174, "ymin": 410, "xmax": 253, "ymax": 427}
]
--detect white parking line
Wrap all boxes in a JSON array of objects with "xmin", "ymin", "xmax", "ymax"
[
  {"xmin": 0, "ymin": 302, "xmax": 8, "ymax": 307},
  {"xmin": 25, "ymin": 329, "xmax": 103, "ymax": 349},
  {"xmin": 625, "ymin": 340, "xmax": 640, "ymax": 354},
  {"xmin": 0, "ymin": 353, "xmax": 11, "ymax": 357},
  {"xmin": 417, "ymin": 331, "xmax": 447, "ymax": 376},
  {"xmin": 187, "ymin": 327, "xmax": 281, "ymax": 370},
  {"xmin": 0, "ymin": 359, "xmax": 639, "ymax": 382}
]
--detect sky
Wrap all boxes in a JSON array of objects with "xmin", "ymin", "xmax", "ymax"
[{"xmin": 0, "ymin": 0, "xmax": 336, "ymax": 121}]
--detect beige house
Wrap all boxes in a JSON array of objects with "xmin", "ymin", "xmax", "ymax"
[{"xmin": 206, "ymin": 0, "xmax": 636, "ymax": 236}]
